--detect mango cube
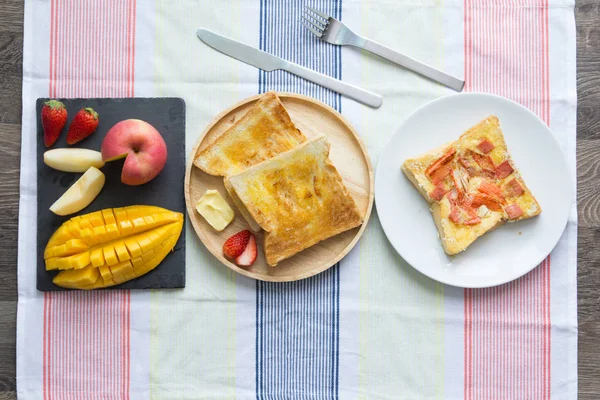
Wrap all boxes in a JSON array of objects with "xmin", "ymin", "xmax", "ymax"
[
  {"xmin": 119, "ymin": 220, "xmax": 134, "ymax": 236},
  {"xmin": 102, "ymin": 209, "xmax": 116, "ymax": 225},
  {"xmin": 103, "ymin": 246, "xmax": 118, "ymax": 266},
  {"xmin": 114, "ymin": 242, "xmax": 130, "ymax": 262},
  {"xmin": 114, "ymin": 208, "xmax": 128, "ymax": 223},
  {"xmin": 93, "ymin": 225, "xmax": 110, "ymax": 243},
  {"xmin": 69, "ymin": 252, "xmax": 91, "ymax": 269},
  {"xmin": 99, "ymin": 265, "xmax": 112, "ymax": 280},
  {"xmin": 106, "ymin": 224, "xmax": 120, "ymax": 240},
  {"xmin": 90, "ymin": 248, "xmax": 105, "ymax": 267},
  {"xmin": 88, "ymin": 211, "xmax": 104, "ymax": 227}
]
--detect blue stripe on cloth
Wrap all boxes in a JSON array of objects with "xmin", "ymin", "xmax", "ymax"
[{"xmin": 256, "ymin": 1, "xmax": 342, "ymax": 398}]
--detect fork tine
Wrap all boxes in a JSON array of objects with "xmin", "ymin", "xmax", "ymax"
[
  {"xmin": 302, "ymin": 13, "xmax": 327, "ymax": 30},
  {"xmin": 301, "ymin": 18, "xmax": 323, "ymax": 37},
  {"xmin": 304, "ymin": 6, "xmax": 329, "ymax": 23}
]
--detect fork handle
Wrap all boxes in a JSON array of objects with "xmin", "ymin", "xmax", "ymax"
[
  {"xmin": 283, "ymin": 63, "xmax": 383, "ymax": 108},
  {"xmin": 360, "ymin": 39, "xmax": 465, "ymax": 92}
]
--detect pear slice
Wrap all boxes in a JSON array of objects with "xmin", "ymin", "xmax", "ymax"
[
  {"xmin": 50, "ymin": 167, "xmax": 105, "ymax": 216},
  {"xmin": 44, "ymin": 148, "xmax": 105, "ymax": 173}
]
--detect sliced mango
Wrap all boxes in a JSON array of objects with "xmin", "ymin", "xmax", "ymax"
[
  {"xmin": 103, "ymin": 246, "xmax": 118, "ymax": 266},
  {"xmin": 66, "ymin": 220, "xmax": 82, "ymax": 239},
  {"xmin": 131, "ymin": 257, "xmax": 144, "ymax": 270},
  {"xmin": 78, "ymin": 217, "xmax": 93, "ymax": 231},
  {"xmin": 53, "ymin": 265, "xmax": 100, "ymax": 288},
  {"xmin": 114, "ymin": 242, "xmax": 130, "ymax": 262},
  {"xmin": 141, "ymin": 249, "xmax": 155, "ymax": 263},
  {"xmin": 90, "ymin": 248, "xmax": 105, "ymax": 267},
  {"xmin": 114, "ymin": 208, "xmax": 128, "ymax": 224},
  {"xmin": 80, "ymin": 228, "xmax": 100, "ymax": 245},
  {"xmin": 106, "ymin": 224, "xmax": 120, "ymax": 240},
  {"xmin": 119, "ymin": 220, "xmax": 134, "ymax": 236},
  {"xmin": 124, "ymin": 238, "xmax": 142, "ymax": 258},
  {"xmin": 93, "ymin": 225, "xmax": 110, "ymax": 243},
  {"xmin": 99, "ymin": 265, "xmax": 112, "ymax": 280},
  {"xmin": 88, "ymin": 211, "xmax": 104, "ymax": 227},
  {"xmin": 46, "ymin": 206, "xmax": 183, "ymax": 289},
  {"xmin": 102, "ymin": 209, "xmax": 116, "ymax": 225},
  {"xmin": 134, "ymin": 233, "xmax": 179, "ymax": 277},
  {"xmin": 46, "ymin": 225, "xmax": 73, "ymax": 249},
  {"xmin": 45, "ymin": 257, "xmax": 59, "ymax": 270},
  {"xmin": 69, "ymin": 252, "xmax": 91, "ymax": 269}
]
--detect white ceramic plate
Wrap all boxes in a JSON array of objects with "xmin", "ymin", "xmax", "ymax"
[{"xmin": 375, "ymin": 93, "xmax": 572, "ymax": 288}]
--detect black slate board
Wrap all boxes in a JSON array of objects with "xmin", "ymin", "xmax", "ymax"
[{"xmin": 36, "ymin": 98, "xmax": 186, "ymax": 291}]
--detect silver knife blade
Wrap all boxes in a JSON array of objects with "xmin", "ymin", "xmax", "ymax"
[
  {"xmin": 197, "ymin": 29, "xmax": 284, "ymax": 72},
  {"xmin": 196, "ymin": 28, "xmax": 383, "ymax": 108}
]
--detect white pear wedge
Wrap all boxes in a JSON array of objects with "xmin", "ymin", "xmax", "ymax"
[
  {"xmin": 44, "ymin": 148, "xmax": 105, "ymax": 173},
  {"xmin": 50, "ymin": 167, "xmax": 105, "ymax": 216}
]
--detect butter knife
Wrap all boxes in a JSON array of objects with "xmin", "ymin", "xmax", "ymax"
[{"xmin": 197, "ymin": 29, "xmax": 383, "ymax": 108}]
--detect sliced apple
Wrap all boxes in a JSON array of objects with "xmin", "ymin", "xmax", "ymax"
[
  {"xmin": 50, "ymin": 167, "xmax": 105, "ymax": 216},
  {"xmin": 44, "ymin": 148, "xmax": 105, "ymax": 173}
]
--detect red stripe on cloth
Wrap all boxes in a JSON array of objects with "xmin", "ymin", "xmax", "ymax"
[
  {"xmin": 463, "ymin": 1, "xmax": 551, "ymax": 399},
  {"xmin": 43, "ymin": 0, "xmax": 136, "ymax": 398}
]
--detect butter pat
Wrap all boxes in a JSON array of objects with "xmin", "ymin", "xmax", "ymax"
[{"xmin": 195, "ymin": 190, "xmax": 235, "ymax": 231}]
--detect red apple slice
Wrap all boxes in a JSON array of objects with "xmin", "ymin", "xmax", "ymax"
[{"xmin": 101, "ymin": 119, "xmax": 168, "ymax": 185}]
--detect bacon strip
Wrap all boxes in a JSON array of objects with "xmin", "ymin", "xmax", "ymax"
[
  {"xmin": 478, "ymin": 181, "xmax": 505, "ymax": 200},
  {"xmin": 471, "ymin": 194, "xmax": 503, "ymax": 211},
  {"xmin": 505, "ymin": 178, "xmax": 525, "ymax": 197},
  {"xmin": 468, "ymin": 150, "xmax": 496, "ymax": 172},
  {"xmin": 506, "ymin": 204, "xmax": 524, "ymax": 219},
  {"xmin": 429, "ymin": 163, "xmax": 452, "ymax": 185},
  {"xmin": 449, "ymin": 205, "xmax": 482, "ymax": 225},
  {"xmin": 496, "ymin": 160, "xmax": 514, "ymax": 179},
  {"xmin": 430, "ymin": 183, "xmax": 448, "ymax": 201},
  {"xmin": 477, "ymin": 138, "xmax": 495, "ymax": 154},
  {"xmin": 426, "ymin": 148, "xmax": 456, "ymax": 177}
]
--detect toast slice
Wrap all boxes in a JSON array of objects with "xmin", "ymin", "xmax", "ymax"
[
  {"xmin": 194, "ymin": 91, "xmax": 306, "ymax": 176},
  {"xmin": 223, "ymin": 178, "xmax": 261, "ymax": 232},
  {"xmin": 227, "ymin": 137, "xmax": 363, "ymax": 266},
  {"xmin": 402, "ymin": 116, "xmax": 541, "ymax": 255}
]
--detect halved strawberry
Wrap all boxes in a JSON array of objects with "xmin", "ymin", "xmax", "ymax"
[
  {"xmin": 223, "ymin": 230, "xmax": 251, "ymax": 259},
  {"xmin": 236, "ymin": 235, "xmax": 257, "ymax": 267}
]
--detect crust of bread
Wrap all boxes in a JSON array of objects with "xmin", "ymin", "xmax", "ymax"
[
  {"xmin": 223, "ymin": 178, "xmax": 262, "ymax": 232},
  {"xmin": 431, "ymin": 200, "xmax": 504, "ymax": 255},
  {"xmin": 194, "ymin": 91, "xmax": 306, "ymax": 176},
  {"xmin": 402, "ymin": 115, "xmax": 541, "ymax": 255},
  {"xmin": 402, "ymin": 141, "xmax": 454, "ymax": 203},
  {"xmin": 227, "ymin": 137, "xmax": 363, "ymax": 266}
]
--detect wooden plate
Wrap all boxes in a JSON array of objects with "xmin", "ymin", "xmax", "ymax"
[{"xmin": 185, "ymin": 93, "xmax": 374, "ymax": 282}]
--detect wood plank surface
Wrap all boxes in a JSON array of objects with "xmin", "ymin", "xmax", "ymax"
[{"xmin": 0, "ymin": 0, "xmax": 597, "ymax": 398}]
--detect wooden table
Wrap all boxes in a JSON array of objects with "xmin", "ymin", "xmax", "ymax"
[{"xmin": 0, "ymin": 1, "xmax": 598, "ymax": 398}]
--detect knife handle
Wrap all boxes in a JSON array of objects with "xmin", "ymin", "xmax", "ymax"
[{"xmin": 283, "ymin": 63, "xmax": 382, "ymax": 108}]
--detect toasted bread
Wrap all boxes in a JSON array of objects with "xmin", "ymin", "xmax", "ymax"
[
  {"xmin": 194, "ymin": 91, "xmax": 306, "ymax": 176},
  {"xmin": 223, "ymin": 178, "xmax": 261, "ymax": 232},
  {"xmin": 402, "ymin": 116, "xmax": 541, "ymax": 255},
  {"xmin": 227, "ymin": 137, "xmax": 363, "ymax": 266}
]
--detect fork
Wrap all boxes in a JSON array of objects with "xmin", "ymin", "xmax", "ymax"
[{"xmin": 302, "ymin": 6, "xmax": 465, "ymax": 92}]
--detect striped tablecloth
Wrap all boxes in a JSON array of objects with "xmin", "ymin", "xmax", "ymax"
[{"xmin": 18, "ymin": 0, "xmax": 577, "ymax": 398}]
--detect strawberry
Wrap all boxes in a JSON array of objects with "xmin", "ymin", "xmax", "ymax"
[
  {"xmin": 41, "ymin": 100, "xmax": 67, "ymax": 147},
  {"xmin": 223, "ymin": 230, "xmax": 252, "ymax": 259},
  {"xmin": 236, "ymin": 235, "xmax": 257, "ymax": 267},
  {"xmin": 67, "ymin": 108, "xmax": 99, "ymax": 145}
]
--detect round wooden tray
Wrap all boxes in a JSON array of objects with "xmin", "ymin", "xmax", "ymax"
[{"xmin": 185, "ymin": 93, "xmax": 374, "ymax": 282}]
